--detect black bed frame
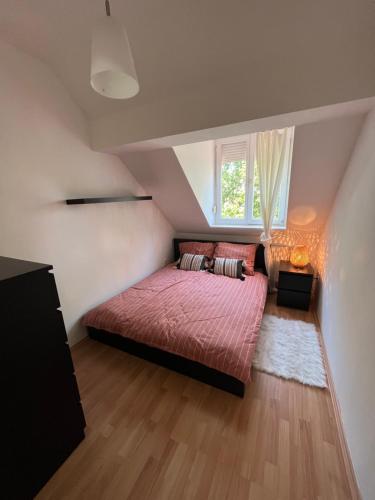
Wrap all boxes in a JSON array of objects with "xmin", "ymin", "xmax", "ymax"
[{"xmin": 87, "ymin": 239, "xmax": 267, "ymax": 398}]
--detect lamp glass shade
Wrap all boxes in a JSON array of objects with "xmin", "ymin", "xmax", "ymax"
[
  {"xmin": 91, "ymin": 16, "xmax": 139, "ymax": 99},
  {"xmin": 290, "ymin": 245, "xmax": 309, "ymax": 268}
]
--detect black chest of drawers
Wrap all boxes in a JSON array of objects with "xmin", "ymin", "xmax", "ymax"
[
  {"xmin": 0, "ymin": 256, "xmax": 86, "ymax": 499},
  {"xmin": 277, "ymin": 260, "xmax": 314, "ymax": 310}
]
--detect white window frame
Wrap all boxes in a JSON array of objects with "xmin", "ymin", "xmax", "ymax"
[{"xmin": 214, "ymin": 128, "xmax": 294, "ymax": 229}]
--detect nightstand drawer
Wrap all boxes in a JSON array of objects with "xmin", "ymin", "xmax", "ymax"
[
  {"xmin": 277, "ymin": 289, "xmax": 311, "ymax": 310},
  {"xmin": 278, "ymin": 272, "xmax": 313, "ymax": 293}
]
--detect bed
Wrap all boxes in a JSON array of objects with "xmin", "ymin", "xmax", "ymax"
[{"xmin": 83, "ymin": 239, "xmax": 268, "ymax": 397}]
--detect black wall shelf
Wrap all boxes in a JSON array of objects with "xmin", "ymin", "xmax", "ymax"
[{"xmin": 66, "ymin": 195, "xmax": 152, "ymax": 205}]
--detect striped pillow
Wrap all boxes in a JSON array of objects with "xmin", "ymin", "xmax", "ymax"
[
  {"xmin": 211, "ymin": 257, "xmax": 244, "ymax": 280},
  {"xmin": 213, "ymin": 242, "xmax": 257, "ymax": 276},
  {"xmin": 177, "ymin": 253, "xmax": 206, "ymax": 272}
]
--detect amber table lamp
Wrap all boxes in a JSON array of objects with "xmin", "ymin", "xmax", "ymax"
[{"xmin": 290, "ymin": 245, "xmax": 309, "ymax": 268}]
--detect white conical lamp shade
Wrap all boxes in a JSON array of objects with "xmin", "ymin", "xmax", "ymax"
[{"xmin": 91, "ymin": 16, "xmax": 139, "ymax": 99}]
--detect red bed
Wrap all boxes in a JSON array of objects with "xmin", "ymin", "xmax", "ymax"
[{"xmin": 83, "ymin": 263, "xmax": 268, "ymax": 386}]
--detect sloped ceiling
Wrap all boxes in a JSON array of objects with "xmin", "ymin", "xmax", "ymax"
[
  {"xmin": 1, "ymin": 1, "xmax": 375, "ymax": 149},
  {"xmin": 288, "ymin": 115, "xmax": 365, "ymax": 230},
  {"xmin": 122, "ymin": 113, "xmax": 365, "ymax": 235},
  {"xmin": 122, "ymin": 149, "xmax": 209, "ymax": 233}
]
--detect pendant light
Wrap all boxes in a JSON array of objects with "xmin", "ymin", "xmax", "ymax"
[{"xmin": 90, "ymin": 0, "xmax": 139, "ymax": 99}]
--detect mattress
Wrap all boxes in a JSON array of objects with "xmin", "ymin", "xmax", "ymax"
[{"xmin": 83, "ymin": 265, "xmax": 268, "ymax": 383}]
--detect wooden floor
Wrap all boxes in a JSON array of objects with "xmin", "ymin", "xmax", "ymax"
[{"xmin": 37, "ymin": 296, "xmax": 352, "ymax": 500}]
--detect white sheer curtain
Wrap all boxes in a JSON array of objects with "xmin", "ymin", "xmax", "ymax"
[{"xmin": 256, "ymin": 127, "xmax": 291, "ymax": 289}]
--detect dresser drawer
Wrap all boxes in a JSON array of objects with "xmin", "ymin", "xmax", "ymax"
[
  {"xmin": 29, "ymin": 309, "xmax": 68, "ymax": 354},
  {"xmin": 278, "ymin": 272, "xmax": 313, "ymax": 293},
  {"xmin": 30, "ymin": 400, "xmax": 85, "ymax": 497},
  {"xmin": 40, "ymin": 309, "xmax": 68, "ymax": 343},
  {"xmin": 31, "ymin": 270, "xmax": 60, "ymax": 310},
  {"xmin": 33, "ymin": 341, "xmax": 75, "ymax": 381},
  {"xmin": 3, "ymin": 398, "xmax": 85, "ymax": 500},
  {"xmin": 2, "ymin": 310, "xmax": 69, "ymax": 376},
  {"xmin": 1, "ymin": 271, "xmax": 60, "ymax": 328},
  {"xmin": 32, "ymin": 372, "xmax": 83, "ymax": 425},
  {"xmin": 277, "ymin": 289, "xmax": 311, "ymax": 310}
]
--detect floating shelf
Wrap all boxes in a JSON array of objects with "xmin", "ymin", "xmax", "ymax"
[{"xmin": 66, "ymin": 195, "xmax": 152, "ymax": 205}]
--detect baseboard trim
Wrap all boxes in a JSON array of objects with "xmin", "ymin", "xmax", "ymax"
[{"xmin": 314, "ymin": 311, "xmax": 362, "ymax": 500}]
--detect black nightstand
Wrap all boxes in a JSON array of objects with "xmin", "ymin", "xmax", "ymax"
[{"xmin": 277, "ymin": 260, "xmax": 314, "ymax": 310}]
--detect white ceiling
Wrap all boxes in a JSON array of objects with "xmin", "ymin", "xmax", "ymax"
[{"xmin": 2, "ymin": 0, "xmax": 375, "ymax": 137}]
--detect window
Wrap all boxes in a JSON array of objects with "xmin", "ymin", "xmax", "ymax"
[{"xmin": 214, "ymin": 129, "xmax": 294, "ymax": 228}]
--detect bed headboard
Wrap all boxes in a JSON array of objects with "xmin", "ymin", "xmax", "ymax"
[{"xmin": 173, "ymin": 238, "xmax": 267, "ymax": 276}]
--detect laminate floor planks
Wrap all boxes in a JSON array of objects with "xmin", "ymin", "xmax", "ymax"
[{"xmin": 37, "ymin": 296, "xmax": 352, "ymax": 500}]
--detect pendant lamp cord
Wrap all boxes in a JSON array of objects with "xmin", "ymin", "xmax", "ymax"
[{"xmin": 105, "ymin": 0, "xmax": 111, "ymax": 16}]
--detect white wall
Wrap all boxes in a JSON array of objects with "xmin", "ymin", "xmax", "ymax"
[
  {"xmin": 173, "ymin": 141, "xmax": 215, "ymax": 225},
  {"xmin": 0, "ymin": 41, "xmax": 174, "ymax": 345},
  {"xmin": 317, "ymin": 108, "xmax": 375, "ymax": 500}
]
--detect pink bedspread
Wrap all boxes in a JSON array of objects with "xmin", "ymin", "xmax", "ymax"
[{"xmin": 83, "ymin": 266, "xmax": 268, "ymax": 383}]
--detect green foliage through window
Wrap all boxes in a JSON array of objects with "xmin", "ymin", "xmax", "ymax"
[
  {"xmin": 221, "ymin": 159, "xmax": 281, "ymax": 222},
  {"xmin": 220, "ymin": 161, "xmax": 246, "ymax": 219}
]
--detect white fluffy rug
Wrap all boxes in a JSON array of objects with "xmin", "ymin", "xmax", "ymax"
[{"xmin": 253, "ymin": 314, "xmax": 327, "ymax": 388}]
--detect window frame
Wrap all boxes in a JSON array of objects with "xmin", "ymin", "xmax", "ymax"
[{"xmin": 214, "ymin": 128, "xmax": 294, "ymax": 229}]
